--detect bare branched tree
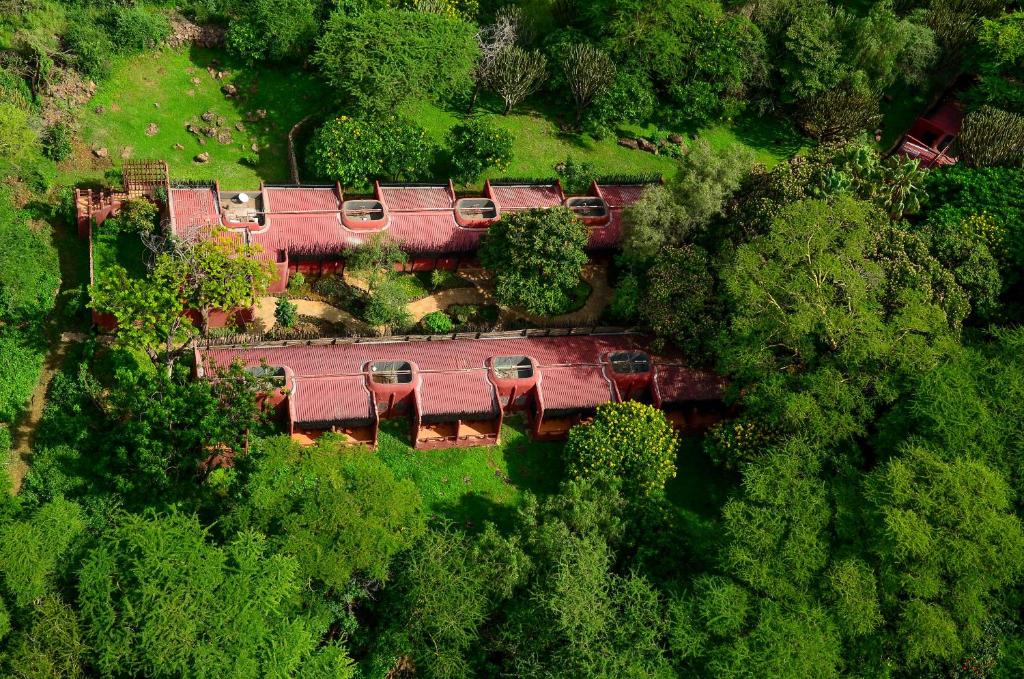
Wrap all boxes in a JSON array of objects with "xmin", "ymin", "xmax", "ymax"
[
  {"xmin": 469, "ymin": 6, "xmax": 522, "ymax": 112},
  {"xmin": 491, "ymin": 46, "xmax": 547, "ymax": 115},
  {"xmin": 560, "ymin": 43, "xmax": 616, "ymax": 128}
]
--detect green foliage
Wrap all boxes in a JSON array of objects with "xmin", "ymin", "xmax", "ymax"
[
  {"xmin": 0, "ymin": 195, "xmax": 59, "ymax": 324},
  {"xmin": 106, "ymin": 198, "xmax": 159, "ymax": 235},
  {"xmin": 287, "ymin": 271, "xmax": 305, "ymax": 292},
  {"xmin": 78, "ymin": 512, "xmax": 356, "ymax": 677},
  {"xmin": 865, "ymin": 445, "xmax": 1024, "ymax": 670},
  {"xmin": 565, "ymin": 401, "xmax": 678, "ymax": 498},
  {"xmin": 640, "ymin": 245, "xmax": 719, "ymax": 358},
  {"xmin": 954, "ymin": 106, "xmax": 1024, "ymax": 168},
  {"xmin": 0, "ymin": 103, "xmax": 39, "ymax": 167},
  {"xmin": 62, "ymin": 22, "xmax": 115, "ymax": 82},
  {"xmin": 970, "ymin": 13, "xmax": 1024, "ymax": 114},
  {"xmin": 308, "ymin": 114, "xmax": 434, "ymax": 189},
  {"xmin": 0, "ymin": 332, "xmax": 45, "ymax": 425},
  {"xmin": 101, "ymin": 6, "xmax": 171, "ymax": 54},
  {"xmin": 555, "ymin": 155, "xmax": 596, "ymax": 195},
  {"xmin": 479, "ymin": 207, "xmax": 589, "ymax": 315},
  {"xmin": 1, "ymin": 594, "xmax": 89, "ymax": 678},
  {"xmin": 446, "ymin": 118, "xmax": 513, "ymax": 184},
  {"xmin": 314, "ymin": 9, "xmax": 479, "ymax": 109},
  {"xmin": 363, "ymin": 276, "xmax": 413, "ymax": 329},
  {"xmin": 607, "ymin": 272, "xmax": 640, "ymax": 324},
  {"xmin": 421, "ymin": 310, "xmax": 453, "ymax": 333},
  {"xmin": 41, "ymin": 123, "xmax": 73, "ymax": 163},
  {"xmin": 226, "ymin": 0, "xmax": 317, "ymax": 63},
  {"xmin": 274, "ymin": 296, "xmax": 298, "ymax": 328},
  {"xmin": 228, "ymin": 437, "xmax": 424, "ymax": 592},
  {"xmin": 0, "ymin": 499, "xmax": 86, "ymax": 609}
]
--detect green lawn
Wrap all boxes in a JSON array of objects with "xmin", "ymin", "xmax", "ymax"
[
  {"xmin": 92, "ymin": 228, "xmax": 147, "ymax": 280},
  {"xmin": 403, "ymin": 96, "xmax": 803, "ymax": 187},
  {"xmin": 73, "ymin": 47, "xmax": 326, "ymax": 187},
  {"xmin": 375, "ymin": 417, "xmax": 564, "ymax": 532}
]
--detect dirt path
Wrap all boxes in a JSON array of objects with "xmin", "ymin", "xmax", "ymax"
[
  {"xmin": 252, "ymin": 296, "xmax": 374, "ymax": 334},
  {"xmin": 406, "ymin": 287, "xmax": 491, "ymax": 322}
]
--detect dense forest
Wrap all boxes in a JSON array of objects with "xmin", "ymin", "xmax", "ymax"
[{"xmin": 2, "ymin": 0, "xmax": 1024, "ymax": 677}]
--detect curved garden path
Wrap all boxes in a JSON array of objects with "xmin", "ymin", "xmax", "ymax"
[{"xmin": 252, "ymin": 296, "xmax": 373, "ymax": 334}]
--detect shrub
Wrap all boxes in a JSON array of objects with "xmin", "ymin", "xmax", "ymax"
[
  {"xmin": 106, "ymin": 199, "xmax": 158, "ymax": 235},
  {"xmin": 607, "ymin": 273, "xmax": 640, "ymax": 324},
  {"xmin": 0, "ymin": 193, "xmax": 60, "ymax": 323},
  {"xmin": 0, "ymin": 331, "xmax": 45, "ymax": 424},
  {"xmin": 308, "ymin": 114, "xmax": 434, "ymax": 189},
  {"xmin": 565, "ymin": 401, "xmax": 678, "ymax": 498},
  {"xmin": 287, "ymin": 272, "xmax": 306, "ymax": 293},
  {"xmin": 430, "ymin": 269, "xmax": 446, "ymax": 290},
  {"xmin": 275, "ymin": 297, "xmax": 298, "ymax": 329},
  {"xmin": 420, "ymin": 310, "xmax": 453, "ymax": 334},
  {"xmin": 226, "ymin": 0, "xmax": 317, "ymax": 63},
  {"xmin": 42, "ymin": 123, "xmax": 73, "ymax": 163},
  {"xmin": 102, "ymin": 6, "xmax": 171, "ymax": 54},
  {"xmin": 556, "ymin": 156, "xmax": 597, "ymax": 194},
  {"xmin": 64, "ymin": 22, "xmax": 114, "ymax": 81},
  {"xmin": 446, "ymin": 119, "xmax": 513, "ymax": 185},
  {"xmin": 587, "ymin": 69, "xmax": 656, "ymax": 134}
]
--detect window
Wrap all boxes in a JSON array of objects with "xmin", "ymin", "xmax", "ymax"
[
  {"xmin": 491, "ymin": 356, "xmax": 534, "ymax": 380},
  {"xmin": 369, "ymin": 360, "xmax": 414, "ymax": 384},
  {"xmin": 609, "ymin": 351, "xmax": 650, "ymax": 375}
]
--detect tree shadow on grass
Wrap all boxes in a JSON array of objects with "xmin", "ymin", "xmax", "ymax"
[{"xmin": 730, "ymin": 113, "xmax": 806, "ymax": 159}]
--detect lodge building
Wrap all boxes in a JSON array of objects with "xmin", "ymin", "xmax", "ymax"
[{"xmin": 199, "ymin": 333, "xmax": 726, "ymax": 449}]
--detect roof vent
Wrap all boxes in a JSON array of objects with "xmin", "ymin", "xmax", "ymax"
[
  {"xmin": 369, "ymin": 360, "xmax": 415, "ymax": 385},
  {"xmin": 565, "ymin": 196, "xmax": 610, "ymax": 226},
  {"xmin": 490, "ymin": 355, "xmax": 534, "ymax": 381},
  {"xmin": 608, "ymin": 351, "xmax": 650, "ymax": 375},
  {"xmin": 342, "ymin": 199, "xmax": 388, "ymax": 230},
  {"xmin": 455, "ymin": 197, "xmax": 499, "ymax": 228}
]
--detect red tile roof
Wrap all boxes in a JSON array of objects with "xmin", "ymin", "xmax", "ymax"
[
  {"xmin": 201, "ymin": 334, "xmax": 721, "ymax": 427},
  {"xmin": 168, "ymin": 180, "xmax": 651, "ymax": 258}
]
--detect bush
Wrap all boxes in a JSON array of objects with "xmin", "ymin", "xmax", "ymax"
[
  {"xmin": 287, "ymin": 272, "xmax": 306, "ymax": 293},
  {"xmin": 565, "ymin": 401, "xmax": 678, "ymax": 498},
  {"xmin": 308, "ymin": 114, "xmax": 434, "ymax": 189},
  {"xmin": 556, "ymin": 156, "xmax": 597, "ymax": 194},
  {"xmin": 102, "ymin": 6, "xmax": 171, "ymax": 54},
  {"xmin": 607, "ymin": 273, "xmax": 640, "ymax": 324},
  {"xmin": 420, "ymin": 311, "xmax": 453, "ymax": 334},
  {"xmin": 226, "ymin": 0, "xmax": 317, "ymax": 63},
  {"xmin": 0, "ymin": 331, "xmax": 45, "ymax": 424},
  {"xmin": 446, "ymin": 119, "xmax": 513, "ymax": 184},
  {"xmin": 0, "ymin": 193, "xmax": 60, "ymax": 323},
  {"xmin": 587, "ymin": 70, "xmax": 657, "ymax": 135},
  {"xmin": 42, "ymin": 123, "xmax": 73, "ymax": 163},
  {"xmin": 64, "ymin": 22, "xmax": 114, "ymax": 81},
  {"xmin": 275, "ymin": 297, "xmax": 298, "ymax": 328},
  {"xmin": 106, "ymin": 199, "xmax": 158, "ymax": 235}
]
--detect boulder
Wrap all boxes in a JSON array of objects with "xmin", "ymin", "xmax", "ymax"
[
  {"xmin": 637, "ymin": 137, "xmax": 658, "ymax": 154},
  {"xmin": 94, "ymin": 105, "xmax": 105, "ymax": 114},
  {"xmin": 216, "ymin": 115, "xmax": 226, "ymax": 126},
  {"xmin": 250, "ymin": 143, "xmax": 259, "ymax": 153},
  {"xmin": 201, "ymin": 110, "xmax": 216, "ymax": 122},
  {"xmin": 617, "ymin": 138, "xmax": 639, "ymax": 150},
  {"xmin": 120, "ymin": 147, "xmax": 133, "ymax": 159},
  {"xmin": 173, "ymin": 143, "xmax": 184, "ymax": 150},
  {"xmin": 195, "ymin": 152, "xmax": 210, "ymax": 163},
  {"xmin": 202, "ymin": 127, "xmax": 216, "ymax": 137},
  {"xmin": 153, "ymin": 102, "xmax": 160, "ymax": 108},
  {"xmin": 216, "ymin": 130, "xmax": 233, "ymax": 144},
  {"xmin": 234, "ymin": 121, "xmax": 245, "ymax": 132},
  {"xmin": 668, "ymin": 133, "xmax": 684, "ymax": 144},
  {"xmin": 197, "ymin": 138, "xmax": 206, "ymax": 145},
  {"xmin": 221, "ymin": 84, "xmax": 237, "ymax": 97},
  {"xmin": 191, "ymin": 77, "xmax": 202, "ymax": 85},
  {"xmin": 256, "ymin": 109, "xmax": 267, "ymax": 119},
  {"xmin": 93, "ymin": 147, "xmax": 109, "ymax": 158},
  {"xmin": 185, "ymin": 123, "xmax": 199, "ymax": 135},
  {"xmin": 145, "ymin": 122, "xmax": 159, "ymax": 136}
]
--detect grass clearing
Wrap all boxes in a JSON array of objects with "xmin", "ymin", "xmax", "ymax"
[
  {"xmin": 376, "ymin": 417, "xmax": 563, "ymax": 532},
  {"xmin": 72, "ymin": 46, "xmax": 326, "ymax": 187}
]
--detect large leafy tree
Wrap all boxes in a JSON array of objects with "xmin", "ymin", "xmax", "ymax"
[
  {"xmin": 226, "ymin": 437, "xmax": 425, "ymax": 593},
  {"xmin": 226, "ymin": 0, "xmax": 317, "ymax": 64},
  {"xmin": 307, "ymin": 114, "xmax": 433, "ymax": 189},
  {"xmin": 314, "ymin": 9, "xmax": 479, "ymax": 109},
  {"xmin": 479, "ymin": 207, "xmax": 589, "ymax": 316},
  {"xmin": 77, "ymin": 512, "xmax": 356, "ymax": 678}
]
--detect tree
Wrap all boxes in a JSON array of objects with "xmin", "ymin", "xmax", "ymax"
[
  {"xmin": 77, "ymin": 512, "xmax": 356, "ymax": 678},
  {"xmin": 640, "ymin": 246, "xmax": 719, "ymax": 357},
  {"xmin": 469, "ymin": 5, "xmax": 523, "ymax": 112},
  {"xmin": 226, "ymin": 0, "xmax": 317, "ymax": 64},
  {"xmin": 307, "ymin": 114, "xmax": 434, "ymax": 189},
  {"xmin": 227, "ymin": 437, "xmax": 424, "ymax": 593},
  {"xmin": 274, "ymin": 296, "xmax": 297, "ymax": 329},
  {"xmin": 446, "ymin": 118, "xmax": 513, "ymax": 184},
  {"xmin": 864, "ymin": 445, "xmax": 1024, "ymax": 670},
  {"xmin": 106, "ymin": 198, "xmax": 159, "ymax": 235},
  {"xmin": 314, "ymin": 9, "xmax": 479, "ymax": 109},
  {"xmin": 953, "ymin": 106, "xmax": 1024, "ymax": 168},
  {"xmin": 565, "ymin": 401, "xmax": 678, "ymax": 498},
  {"xmin": 490, "ymin": 46, "xmax": 548, "ymax": 115},
  {"xmin": 622, "ymin": 139, "xmax": 752, "ymax": 264},
  {"xmin": 363, "ymin": 276, "xmax": 413, "ymax": 330},
  {"xmin": 560, "ymin": 43, "xmax": 616, "ymax": 128},
  {"xmin": 478, "ymin": 207, "xmax": 589, "ymax": 315},
  {"xmin": 797, "ymin": 80, "xmax": 882, "ymax": 142},
  {"xmin": 0, "ymin": 192, "xmax": 59, "ymax": 323},
  {"xmin": 170, "ymin": 230, "xmax": 275, "ymax": 335}
]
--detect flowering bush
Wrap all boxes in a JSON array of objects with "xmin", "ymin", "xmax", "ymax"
[
  {"xmin": 446, "ymin": 119, "xmax": 513, "ymax": 184},
  {"xmin": 565, "ymin": 401, "xmax": 678, "ymax": 498},
  {"xmin": 307, "ymin": 114, "xmax": 434, "ymax": 189}
]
